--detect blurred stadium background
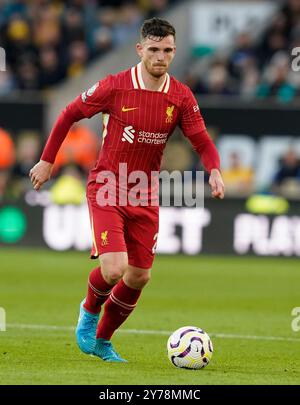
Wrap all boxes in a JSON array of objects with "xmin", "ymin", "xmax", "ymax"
[{"xmin": 1, "ymin": 0, "xmax": 300, "ymax": 385}]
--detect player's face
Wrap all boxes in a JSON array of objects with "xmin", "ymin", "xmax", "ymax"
[{"xmin": 136, "ymin": 35, "xmax": 176, "ymax": 78}]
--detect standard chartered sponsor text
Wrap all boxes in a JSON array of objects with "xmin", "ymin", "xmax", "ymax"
[{"xmin": 138, "ymin": 130, "xmax": 168, "ymax": 144}]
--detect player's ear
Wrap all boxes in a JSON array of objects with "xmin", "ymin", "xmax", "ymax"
[{"xmin": 136, "ymin": 43, "xmax": 143, "ymax": 58}]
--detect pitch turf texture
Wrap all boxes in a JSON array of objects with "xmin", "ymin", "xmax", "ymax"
[{"xmin": 0, "ymin": 248, "xmax": 299, "ymax": 385}]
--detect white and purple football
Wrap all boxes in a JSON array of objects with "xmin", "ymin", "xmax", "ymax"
[{"xmin": 167, "ymin": 326, "xmax": 213, "ymax": 369}]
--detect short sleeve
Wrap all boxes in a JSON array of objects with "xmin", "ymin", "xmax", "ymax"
[
  {"xmin": 76, "ymin": 75, "xmax": 114, "ymax": 118},
  {"xmin": 179, "ymin": 86, "xmax": 206, "ymax": 138}
]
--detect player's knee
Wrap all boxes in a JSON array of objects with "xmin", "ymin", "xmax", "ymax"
[
  {"xmin": 127, "ymin": 270, "xmax": 151, "ymax": 289},
  {"xmin": 103, "ymin": 266, "xmax": 126, "ymax": 284},
  {"xmin": 140, "ymin": 271, "xmax": 151, "ymax": 286},
  {"xmin": 101, "ymin": 262, "xmax": 127, "ymax": 284},
  {"xmin": 100, "ymin": 254, "xmax": 128, "ymax": 284},
  {"xmin": 141, "ymin": 277, "xmax": 151, "ymax": 288}
]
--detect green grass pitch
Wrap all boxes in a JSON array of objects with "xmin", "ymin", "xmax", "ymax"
[{"xmin": 0, "ymin": 248, "xmax": 299, "ymax": 385}]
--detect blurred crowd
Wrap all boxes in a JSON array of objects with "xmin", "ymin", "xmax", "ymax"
[
  {"xmin": 162, "ymin": 134, "xmax": 300, "ymax": 199},
  {"xmin": 220, "ymin": 148, "xmax": 300, "ymax": 198},
  {"xmin": 0, "ymin": 0, "xmax": 174, "ymax": 93},
  {"xmin": 184, "ymin": 0, "xmax": 300, "ymax": 103}
]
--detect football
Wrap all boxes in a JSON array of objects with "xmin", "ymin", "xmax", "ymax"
[{"xmin": 167, "ymin": 326, "xmax": 213, "ymax": 369}]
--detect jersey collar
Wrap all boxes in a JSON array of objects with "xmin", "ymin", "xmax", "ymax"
[{"xmin": 131, "ymin": 62, "xmax": 170, "ymax": 93}]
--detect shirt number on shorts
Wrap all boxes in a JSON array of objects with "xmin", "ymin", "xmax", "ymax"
[{"xmin": 152, "ymin": 233, "xmax": 158, "ymax": 254}]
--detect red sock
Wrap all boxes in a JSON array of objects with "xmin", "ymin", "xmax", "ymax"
[
  {"xmin": 96, "ymin": 279, "xmax": 141, "ymax": 340},
  {"xmin": 84, "ymin": 267, "xmax": 113, "ymax": 314}
]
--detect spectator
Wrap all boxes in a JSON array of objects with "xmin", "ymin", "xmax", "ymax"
[
  {"xmin": 32, "ymin": 4, "xmax": 61, "ymax": 48},
  {"xmin": 144, "ymin": 0, "xmax": 170, "ymax": 19},
  {"xmin": 61, "ymin": 7, "xmax": 85, "ymax": 46},
  {"xmin": 256, "ymin": 21, "xmax": 288, "ymax": 68},
  {"xmin": 67, "ymin": 40, "xmax": 89, "ymax": 77},
  {"xmin": 113, "ymin": 2, "xmax": 143, "ymax": 46},
  {"xmin": 50, "ymin": 164, "xmax": 86, "ymax": 205},
  {"xmin": 257, "ymin": 51, "xmax": 297, "ymax": 103},
  {"xmin": 229, "ymin": 32, "xmax": 256, "ymax": 80},
  {"xmin": 0, "ymin": 127, "xmax": 15, "ymax": 200},
  {"xmin": 1, "ymin": 0, "xmax": 27, "ymax": 22},
  {"xmin": 15, "ymin": 55, "xmax": 40, "ymax": 90},
  {"xmin": 184, "ymin": 59, "xmax": 236, "ymax": 96},
  {"xmin": 0, "ymin": 127, "xmax": 15, "ymax": 170},
  {"xmin": 38, "ymin": 46, "xmax": 66, "ymax": 88},
  {"xmin": 97, "ymin": 6, "xmax": 118, "ymax": 30},
  {"xmin": 230, "ymin": 38, "xmax": 260, "ymax": 98},
  {"xmin": 272, "ymin": 149, "xmax": 300, "ymax": 196},
  {"xmin": 90, "ymin": 26, "xmax": 113, "ymax": 57},
  {"xmin": 161, "ymin": 141, "xmax": 192, "ymax": 172},
  {"xmin": 222, "ymin": 152, "xmax": 254, "ymax": 196},
  {"xmin": 183, "ymin": 71, "xmax": 208, "ymax": 95},
  {"xmin": 13, "ymin": 131, "xmax": 41, "ymax": 180},
  {"xmin": 206, "ymin": 62, "xmax": 236, "ymax": 96},
  {"xmin": 4, "ymin": 15, "xmax": 33, "ymax": 69},
  {"xmin": 239, "ymin": 63, "xmax": 260, "ymax": 99},
  {"xmin": 281, "ymin": 0, "xmax": 300, "ymax": 40},
  {"xmin": 12, "ymin": 131, "xmax": 41, "ymax": 195}
]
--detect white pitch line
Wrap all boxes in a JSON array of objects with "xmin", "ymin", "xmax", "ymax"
[{"xmin": 6, "ymin": 323, "xmax": 300, "ymax": 343}]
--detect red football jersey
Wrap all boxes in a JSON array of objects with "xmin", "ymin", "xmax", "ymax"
[
  {"xmin": 41, "ymin": 62, "xmax": 219, "ymax": 204},
  {"xmin": 76, "ymin": 63, "xmax": 206, "ymax": 178}
]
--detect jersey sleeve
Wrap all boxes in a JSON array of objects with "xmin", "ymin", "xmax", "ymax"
[
  {"xmin": 188, "ymin": 130, "xmax": 220, "ymax": 173},
  {"xmin": 76, "ymin": 74, "xmax": 114, "ymax": 118},
  {"xmin": 40, "ymin": 75, "xmax": 114, "ymax": 164},
  {"xmin": 40, "ymin": 101, "xmax": 85, "ymax": 163},
  {"xmin": 179, "ymin": 86, "xmax": 206, "ymax": 138},
  {"xmin": 179, "ymin": 86, "xmax": 220, "ymax": 173}
]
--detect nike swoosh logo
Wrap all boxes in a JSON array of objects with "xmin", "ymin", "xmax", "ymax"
[{"xmin": 122, "ymin": 106, "xmax": 138, "ymax": 112}]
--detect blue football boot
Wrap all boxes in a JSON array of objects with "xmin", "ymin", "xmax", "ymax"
[
  {"xmin": 93, "ymin": 338, "xmax": 127, "ymax": 362},
  {"xmin": 75, "ymin": 299, "xmax": 99, "ymax": 354}
]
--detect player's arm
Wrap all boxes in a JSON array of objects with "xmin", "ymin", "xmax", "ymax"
[
  {"xmin": 180, "ymin": 88, "xmax": 225, "ymax": 199},
  {"xmin": 30, "ymin": 78, "xmax": 113, "ymax": 190},
  {"xmin": 188, "ymin": 130, "xmax": 224, "ymax": 199},
  {"xmin": 29, "ymin": 101, "xmax": 85, "ymax": 190}
]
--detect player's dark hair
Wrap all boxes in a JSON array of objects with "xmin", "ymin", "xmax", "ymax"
[{"xmin": 140, "ymin": 17, "xmax": 176, "ymax": 42}]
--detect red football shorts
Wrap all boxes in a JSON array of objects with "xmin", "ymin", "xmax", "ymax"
[{"xmin": 86, "ymin": 183, "xmax": 159, "ymax": 269}]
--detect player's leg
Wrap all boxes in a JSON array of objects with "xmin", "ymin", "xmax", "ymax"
[
  {"xmin": 96, "ymin": 264, "xmax": 151, "ymax": 340},
  {"xmin": 93, "ymin": 206, "xmax": 159, "ymax": 361},
  {"xmin": 84, "ymin": 252, "xmax": 128, "ymax": 314},
  {"xmin": 93, "ymin": 264, "xmax": 150, "ymax": 362},
  {"xmin": 76, "ymin": 200, "xmax": 127, "ymax": 355}
]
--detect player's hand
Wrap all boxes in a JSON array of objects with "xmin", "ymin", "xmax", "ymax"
[
  {"xmin": 29, "ymin": 160, "xmax": 53, "ymax": 191},
  {"xmin": 209, "ymin": 168, "xmax": 225, "ymax": 199}
]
